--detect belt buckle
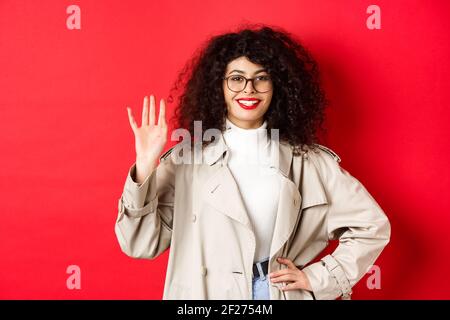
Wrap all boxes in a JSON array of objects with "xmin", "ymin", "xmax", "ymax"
[{"xmin": 252, "ymin": 260, "xmax": 268, "ymax": 279}]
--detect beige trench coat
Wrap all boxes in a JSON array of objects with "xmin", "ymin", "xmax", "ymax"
[{"xmin": 115, "ymin": 132, "xmax": 391, "ymax": 300}]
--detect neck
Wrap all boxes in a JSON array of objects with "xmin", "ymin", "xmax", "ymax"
[{"xmin": 226, "ymin": 114, "xmax": 264, "ymax": 129}]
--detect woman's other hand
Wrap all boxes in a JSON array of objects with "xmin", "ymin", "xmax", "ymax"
[{"xmin": 268, "ymin": 257, "xmax": 313, "ymax": 292}]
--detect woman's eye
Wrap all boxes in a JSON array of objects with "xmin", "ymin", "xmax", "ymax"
[
  {"xmin": 230, "ymin": 76, "xmax": 243, "ymax": 81},
  {"xmin": 257, "ymin": 76, "xmax": 270, "ymax": 81}
]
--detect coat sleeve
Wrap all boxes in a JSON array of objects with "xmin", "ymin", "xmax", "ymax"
[
  {"xmin": 301, "ymin": 149, "xmax": 391, "ymax": 300},
  {"xmin": 114, "ymin": 150, "xmax": 176, "ymax": 259}
]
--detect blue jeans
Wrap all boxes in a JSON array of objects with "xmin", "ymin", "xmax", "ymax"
[{"xmin": 252, "ymin": 257, "xmax": 270, "ymax": 300}]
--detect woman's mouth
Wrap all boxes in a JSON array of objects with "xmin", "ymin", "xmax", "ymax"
[{"xmin": 236, "ymin": 99, "xmax": 261, "ymax": 110}]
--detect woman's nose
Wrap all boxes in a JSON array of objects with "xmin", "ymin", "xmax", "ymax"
[{"xmin": 243, "ymin": 80, "xmax": 256, "ymax": 93}]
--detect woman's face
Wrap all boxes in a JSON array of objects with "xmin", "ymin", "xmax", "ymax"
[{"xmin": 222, "ymin": 56, "xmax": 273, "ymax": 129}]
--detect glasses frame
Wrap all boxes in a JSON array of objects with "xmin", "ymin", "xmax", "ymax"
[{"xmin": 222, "ymin": 74, "xmax": 273, "ymax": 93}]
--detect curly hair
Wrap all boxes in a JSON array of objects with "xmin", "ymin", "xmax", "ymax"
[{"xmin": 168, "ymin": 23, "xmax": 329, "ymax": 155}]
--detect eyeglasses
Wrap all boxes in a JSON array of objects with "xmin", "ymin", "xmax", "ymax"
[{"xmin": 222, "ymin": 74, "xmax": 273, "ymax": 93}]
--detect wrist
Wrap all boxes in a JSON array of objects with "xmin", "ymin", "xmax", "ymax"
[
  {"xmin": 301, "ymin": 270, "xmax": 313, "ymax": 292},
  {"xmin": 136, "ymin": 154, "xmax": 158, "ymax": 166}
]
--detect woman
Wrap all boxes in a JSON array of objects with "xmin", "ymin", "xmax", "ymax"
[{"xmin": 115, "ymin": 25, "xmax": 391, "ymax": 300}]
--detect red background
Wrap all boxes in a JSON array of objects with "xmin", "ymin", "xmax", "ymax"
[{"xmin": 0, "ymin": 0, "xmax": 449, "ymax": 299}]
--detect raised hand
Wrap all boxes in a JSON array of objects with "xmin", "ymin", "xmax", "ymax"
[{"xmin": 127, "ymin": 95, "xmax": 168, "ymax": 183}]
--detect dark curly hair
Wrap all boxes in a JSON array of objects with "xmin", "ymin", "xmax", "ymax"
[{"xmin": 168, "ymin": 23, "xmax": 329, "ymax": 155}]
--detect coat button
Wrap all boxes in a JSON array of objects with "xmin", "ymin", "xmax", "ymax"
[{"xmin": 192, "ymin": 214, "xmax": 197, "ymax": 223}]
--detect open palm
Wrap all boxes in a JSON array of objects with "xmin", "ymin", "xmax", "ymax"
[{"xmin": 127, "ymin": 95, "xmax": 168, "ymax": 162}]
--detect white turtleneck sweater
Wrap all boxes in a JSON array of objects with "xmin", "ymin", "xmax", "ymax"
[{"xmin": 223, "ymin": 117, "xmax": 282, "ymax": 262}]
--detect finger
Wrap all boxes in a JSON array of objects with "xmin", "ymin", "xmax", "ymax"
[
  {"xmin": 277, "ymin": 257, "xmax": 296, "ymax": 269},
  {"xmin": 149, "ymin": 94, "xmax": 156, "ymax": 126},
  {"xmin": 141, "ymin": 96, "xmax": 149, "ymax": 126},
  {"xmin": 127, "ymin": 107, "xmax": 138, "ymax": 132},
  {"xmin": 268, "ymin": 269, "xmax": 290, "ymax": 279},
  {"xmin": 270, "ymin": 274, "xmax": 296, "ymax": 283},
  {"xmin": 158, "ymin": 98, "xmax": 166, "ymax": 127},
  {"xmin": 281, "ymin": 282, "xmax": 300, "ymax": 291}
]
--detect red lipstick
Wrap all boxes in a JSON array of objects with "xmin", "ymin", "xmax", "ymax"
[{"xmin": 236, "ymin": 98, "xmax": 261, "ymax": 110}]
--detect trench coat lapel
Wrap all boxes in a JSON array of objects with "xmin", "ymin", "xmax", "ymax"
[
  {"xmin": 269, "ymin": 143, "xmax": 329, "ymax": 257},
  {"xmin": 202, "ymin": 131, "xmax": 329, "ymax": 256},
  {"xmin": 269, "ymin": 142, "xmax": 300, "ymax": 257},
  {"xmin": 202, "ymin": 133, "xmax": 253, "ymax": 230},
  {"xmin": 202, "ymin": 164, "xmax": 253, "ymax": 230}
]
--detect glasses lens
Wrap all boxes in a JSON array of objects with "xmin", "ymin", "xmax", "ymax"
[
  {"xmin": 227, "ymin": 76, "xmax": 246, "ymax": 92},
  {"xmin": 254, "ymin": 76, "xmax": 272, "ymax": 93},
  {"xmin": 227, "ymin": 75, "xmax": 272, "ymax": 93}
]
